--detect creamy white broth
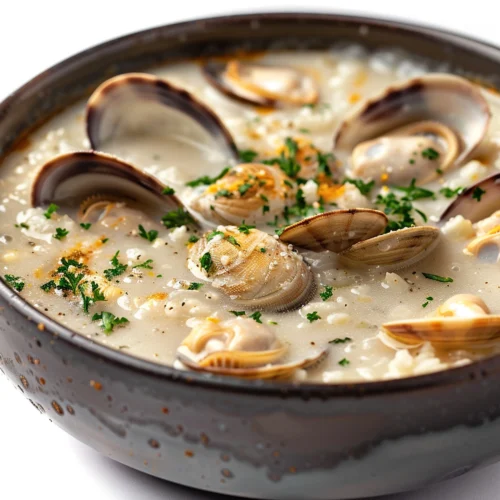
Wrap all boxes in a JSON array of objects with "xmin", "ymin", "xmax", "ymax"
[{"xmin": 2, "ymin": 47, "xmax": 500, "ymax": 383}]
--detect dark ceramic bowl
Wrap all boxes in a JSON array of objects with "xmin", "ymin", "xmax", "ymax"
[{"xmin": 2, "ymin": 12, "xmax": 500, "ymax": 500}]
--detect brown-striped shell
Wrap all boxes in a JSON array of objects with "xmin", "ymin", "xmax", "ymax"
[
  {"xmin": 86, "ymin": 72, "xmax": 239, "ymax": 163},
  {"xmin": 440, "ymin": 173, "xmax": 500, "ymax": 223},
  {"xmin": 279, "ymin": 208, "xmax": 388, "ymax": 253},
  {"xmin": 31, "ymin": 151, "xmax": 182, "ymax": 220},
  {"xmin": 202, "ymin": 60, "xmax": 319, "ymax": 108},
  {"xmin": 333, "ymin": 74, "xmax": 491, "ymax": 185},
  {"xmin": 187, "ymin": 226, "xmax": 315, "ymax": 312},
  {"xmin": 189, "ymin": 163, "xmax": 295, "ymax": 225},
  {"xmin": 382, "ymin": 294, "xmax": 500, "ymax": 348},
  {"xmin": 177, "ymin": 317, "xmax": 327, "ymax": 379}
]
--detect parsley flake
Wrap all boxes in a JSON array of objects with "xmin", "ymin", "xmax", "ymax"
[
  {"xmin": 249, "ymin": 311, "xmax": 262, "ymax": 323},
  {"xmin": 186, "ymin": 167, "xmax": 230, "ymax": 188},
  {"xmin": 343, "ymin": 178, "xmax": 375, "ymax": 196},
  {"xmin": 92, "ymin": 311, "xmax": 129, "ymax": 335},
  {"xmin": 320, "ymin": 285, "xmax": 333, "ymax": 301},
  {"xmin": 53, "ymin": 227, "xmax": 69, "ymax": 240},
  {"xmin": 422, "ymin": 273, "xmax": 453, "ymax": 283},
  {"xmin": 133, "ymin": 259, "xmax": 154, "ymax": 270},
  {"xmin": 43, "ymin": 203, "xmax": 59, "ymax": 219},
  {"xmin": 188, "ymin": 282, "xmax": 204, "ymax": 290},
  {"xmin": 200, "ymin": 252, "xmax": 212, "ymax": 273},
  {"xmin": 329, "ymin": 337, "xmax": 352, "ymax": 344},
  {"xmin": 4, "ymin": 274, "xmax": 24, "ymax": 292},
  {"xmin": 472, "ymin": 186, "xmax": 486, "ymax": 202},
  {"xmin": 230, "ymin": 310, "xmax": 246, "ymax": 316},
  {"xmin": 422, "ymin": 148, "xmax": 440, "ymax": 160},
  {"xmin": 80, "ymin": 223, "xmax": 92, "ymax": 230},
  {"xmin": 138, "ymin": 224, "xmax": 158, "ymax": 242},
  {"xmin": 338, "ymin": 358, "xmax": 350, "ymax": 367},
  {"xmin": 161, "ymin": 208, "xmax": 194, "ymax": 229},
  {"xmin": 162, "ymin": 186, "xmax": 175, "ymax": 195},
  {"xmin": 238, "ymin": 222, "xmax": 255, "ymax": 234},
  {"xmin": 104, "ymin": 251, "xmax": 127, "ymax": 281},
  {"xmin": 306, "ymin": 311, "xmax": 321, "ymax": 323}
]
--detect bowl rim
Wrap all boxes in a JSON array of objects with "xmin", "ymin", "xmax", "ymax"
[{"xmin": 2, "ymin": 11, "xmax": 500, "ymax": 398}]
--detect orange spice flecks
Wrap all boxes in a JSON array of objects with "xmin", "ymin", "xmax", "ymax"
[
  {"xmin": 348, "ymin": 92, "xmax": 362, "ymax": 104},
  {"xmin": 33, "ymin": 268, "xmax": 43, "ymax": 279},
  {"xmin": 147, "ymin": 292, "xmax": 168, "ymax": 301},
  {"xmin": 380, "ymin": 173, "xmax": 389, "ymax": 183},
  {"xmin": 318, "ymin": 182, "xmax": 345, "ymax": 203},
  {"xmin": 37, "ymin": 323, "xmax": 45, "ymax": 331}
]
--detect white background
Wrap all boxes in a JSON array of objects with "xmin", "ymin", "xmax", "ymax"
[{"xmin": 1, "ymin": 1, "xmax": 500, "ymax": 499}]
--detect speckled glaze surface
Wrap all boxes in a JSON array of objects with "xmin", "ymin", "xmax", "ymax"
[{"xmin": 3, "ymin": 13, "xmax": 500, "ymax": 499}]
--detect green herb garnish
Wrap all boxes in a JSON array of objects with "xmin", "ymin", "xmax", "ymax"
[
  {"xmin": 188, "ymin": 282, "xmax": 204, "ymax": 290},
  {"xmin": 215, "ymin": 189, "xmax": 233, "ymax": 199},
  {"xmin": 238, "ymin": 183, "xmax": 253, "ymax": 196},
  {"xmin": 422, "ymin": 148, "xmax": 440, "ymax": 160},
  {"xmin": 133, "ymin": 259, "xmax": 154, "ymax": 270},
  {"xmin": 320, "ymin": 285, "xmax": 333, "ymax": 301},
  {"xmin": 338, "ymin": 358, "xmax": 350, "ymax": 367},
  {"xmin": 249, "ymin": 311, "xmax": 262, "ymax": 323},
  {"xmin": 230, "ymin": 310, "xmax": 246, "ymax": 316},
  {"xmin": 238, "ymin": 222, "xmax": 255, "ymax": 234},
  {"xmin": 4, "ymin": 274, "xmax": 24, "ymax": 292},
  {"xmin": 161, "ymin": 208, "xmax": 194, "ymax": 229},
  {"xmin": 439, "ymin": 187, "xmax": 465, "ymax": 198},
  {"xmin": 422, "ymin": 296, "xmax": 434, "ymax": 308},
  {"xmin": 138, "ymin": 224, "xmax": 158, "ymax": 242},
  {"xmin": 43, "ymin": 203, "xmax": 59, "ymax": 219},
  {"xmin": 343, "ymin": 178, "xmax": 375, "ymax": 196},
  {"xmin": 262, "ymin": 137, "xmax": 301, "ymax": 178},
  {"xmin": 329, "ymin": 337, "xmax": 352, "ymax": 344},
  {"xmin": 422, "ymin": 273, "xmax": 453, "ymax": 283},
  {"xmin": 104, "ymin": 251, "xmax": 127, "ymax": 281},
  {"xmin": 56, "ymin": 258, "xmax": 85, "ymax": 294},
  {"xmin": 80, "ymin": 223, "xmax": 92, "ymax": 230},
  {"xmin": 80, "ymin": 281, "xmax": 106, "ymax": 314},
  {"xmin": 40, "ymin": 280, "xmax": 56, "ymax": 292},
  {"xmin": 393, "ymin": 178, "xmax": 435, "ymax": 201},
  {"xmin": 185, "ymin": 167, "xmax": 230, "ymax": 187},
  {"xmin": 15, "ymin": 222, "xmax": 29, "ymax": 229},
  {"xmin": 472, "ymin": 186, "xmax": 486, "ymax": 202},
  {"xmin": 92, "ymin": 311, "xmax": 129, "ymax": 335},
  {"xmin": 306, "ymin": 311, "xmax": 321, "ymax": 323},
  {"xmin": 200, "ymin": 252, "xmax": 212, "ymax": 273},
  {"xmin": 238, "ymin": 149, "xmax": 258, "ymax": 162},
  {"xmin": 206, "ymin": 230, "xmax": 224, "ymax": 242},
  {"xmin": 187, "ymin": 235, "xmax": 200, "ymax": 244},
  {"xmin": 53, "ymin": 227, "xmax": 69, "ymax": 240},
  {"xmin": 162, "ymin": 186, "xmax": 175, "ymax": 195},
  {"xmin": 225, "ymin": 235, "xmax": 240, "ymax": 246}
]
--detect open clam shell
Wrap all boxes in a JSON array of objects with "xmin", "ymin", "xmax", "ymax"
[
  {"xmin": 279, "ymin": 208, "xmax": 388, "ymax": 253},
  {"xmin": 202, "ymin": 60, "xmax": 319, "ymax": 108},
  {"xmin": 339, "ymin": 226, "xmax": 440, "ymax": 270},
  {"xmin": 176, "ymin": 317, "xmax": 327, "ymax": 379},
  {"xmin": 86, "ymin": 72, "xmax": 239, "ymax": 162},
  {"xmin": 333, "ymin": 74, "xmax": 491, "ymax": 185},
  {"xmin": 31, "ymin": 151, "xmax": 182, "ymax": 218},
  {"xmin": 439, "ymin": 172, "xmax": 500, "ymax": 223}
]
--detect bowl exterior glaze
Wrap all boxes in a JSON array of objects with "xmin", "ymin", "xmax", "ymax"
[{"xmin": 2, "ymin": 13, "xmax": 500, "ymax": 499}]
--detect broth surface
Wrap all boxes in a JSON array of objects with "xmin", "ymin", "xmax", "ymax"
[{"xmin": 2, "ymin": 47, "xmax": 500, "ymax": 382}]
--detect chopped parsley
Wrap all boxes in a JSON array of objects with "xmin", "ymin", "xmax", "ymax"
[
  {"xmin": 306, "ymin": 311, "xmax": 321, "ymax": 323},
  {"xmin": 104, "ymin": 251, "xmax": 127, "ymax": 281},
  {"xmin": 238, "ymin": 183, "xmax": 253, "ymax": 196},
  {"xmin": 238, "ymin": 222, "xmax": 255, "ymax": 234},
  {"xmin": 40, "ymin": 280, "xmax": 56, "ymax": 292},
  {"xmin": 343, "ymin": 178, "xmax": 375, "ymax": 196},
  {"xmin": 472, "ymin": 186, "xmax": 486, "ymax": 202},
  {"xmin": 439, "ymin": 187, "xmax": 465, "ymax": 198},
  {"xmin": 43, "ymin": 203, "xmax": 59, "ymax": 219},
  {"xmin": 133, "ymin": 259, "xmax": 154, "ymax": 270},
  {"xmin": 92, "ymin": 311, "xmax": 129, "ymax": 335},
  {"xmin": 185, "ymin": 167, "xmax": 230, "ymax": 188},
  {"xmin": 80, "ymin": 223, "xmax": 92, "ymax": 230},
  {"xmin": 215, "ymin": 189, "xmax": 233, "ymax": 199},
  {"xmin": 162, "ymin": 186, "xmax": 175, "ymax": 195},
  {"xmin": 329, "ymin": 337, "xmax": 352, "ymax": 344},
  {"xmin": 56, "ymin": 258, "xmax": 86, "ymax": 294},
  {"xmin": 320, "ymin": 285, "xmax": 333, "ymax": 301},
  {"xmin": 80, "ymin": 281, "xmax": 106, "ymax": 314},
  {"xmin": 161, "ymin": 208, "xmax": 194, "ymax": 229},
  {"xmin": 187, "ymin": 282, "xmax": 203, "ymax": 290},
  {"xmin": 422, "ymin": 273, "xmax": 453, "ymax": 283},
  {"xmin": 200, "ymin": 252, "xmax": 212, "ymax": 273},
  {"xmin": 225, "ymin": 235, "xmax": 240, "ymax": 246},
  {"xmin": 230, "ymin": 310, "xmax": 246, "ymax": 316},
  {"xmin": 263, "ymin": 137, "xmax": 301, "ymax": 178},
  {"xmin": 101, "ymin": 238, "xmax": 109, "ymax": 244},
  {"xmin": 422, "ymin": 296, "xmax": 434, "ymax": 308},
  {"xmin": 249, "ymin": 311, "xmax": 262, "ymax": 323},
  {"xmin": 393, "ymin": 179, "xmax": 435, "ymax": 201},
  {"xmin": 238, "ymin": 149, "xmax": 258, "ymax": 162},
  {"xmin": 259, "ymin": 247, "xmax": 266, "ymax": 253},
  {"xmin": 206, "ymin": 230, "xmax": 224, "ymax": 241},
  {"xmin": 317, "ymin": 152, "xmax": 334, "ymax": 177},
  {"xmin": 138, "ymin": 224, "xmax": 158, "ymax": 242},
  {"xmin": 4, "ymin": 274, "xmax": 24, "ymax": 292},
  {"xmin": 15, "ymin": 222, "xmax": 29, "ymax": 229},
  {"xmin": 53, "ymin": 227, "xmax": 69, "ymax": 240},
  {"xmin": 338, "ymin": 358, "xmax": 350, "ymax": 367},
  {"xmin": 421, "ymin": 147, "xmax": 440, "ymax": 160},
  {"xmin": 187, "ymin": 235, "xmax": 199, "ymax": 244}
]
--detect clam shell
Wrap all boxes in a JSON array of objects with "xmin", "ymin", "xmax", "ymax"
[
  {"xmin": 189, "ymin": 163, "xmax": 294, "ymax": 225},
  {"xmin": 339, "ymin": 226, "xmax": 440, "ymax": 270},
  {"xmin": 279, "ymin": 208, "xmax": 388, "ymax": 253},
  {"xmin": 202, "ymin": 60, "xmax": 319, "ymax": 108},
  {"xmin": 440, "ymin": 172, "xmax": 500, "ymax": 223},
  {"xmin": 382, "ymin": 316, "xmax": 500, "ymax": 349},
  {"xmin": 31, "ymin": 151, "xmax": 181, "ymax": 218},
  {"xmin": 187, "ymin": 226, "xmax": 315, "ymax": 312},
  {"xmin": 86, "ymin": 72, "xmax": 238, "ymax": 162},
  {"xmin": 334, "ymin": 74, "xmax": 491, "ymax": 183}
]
